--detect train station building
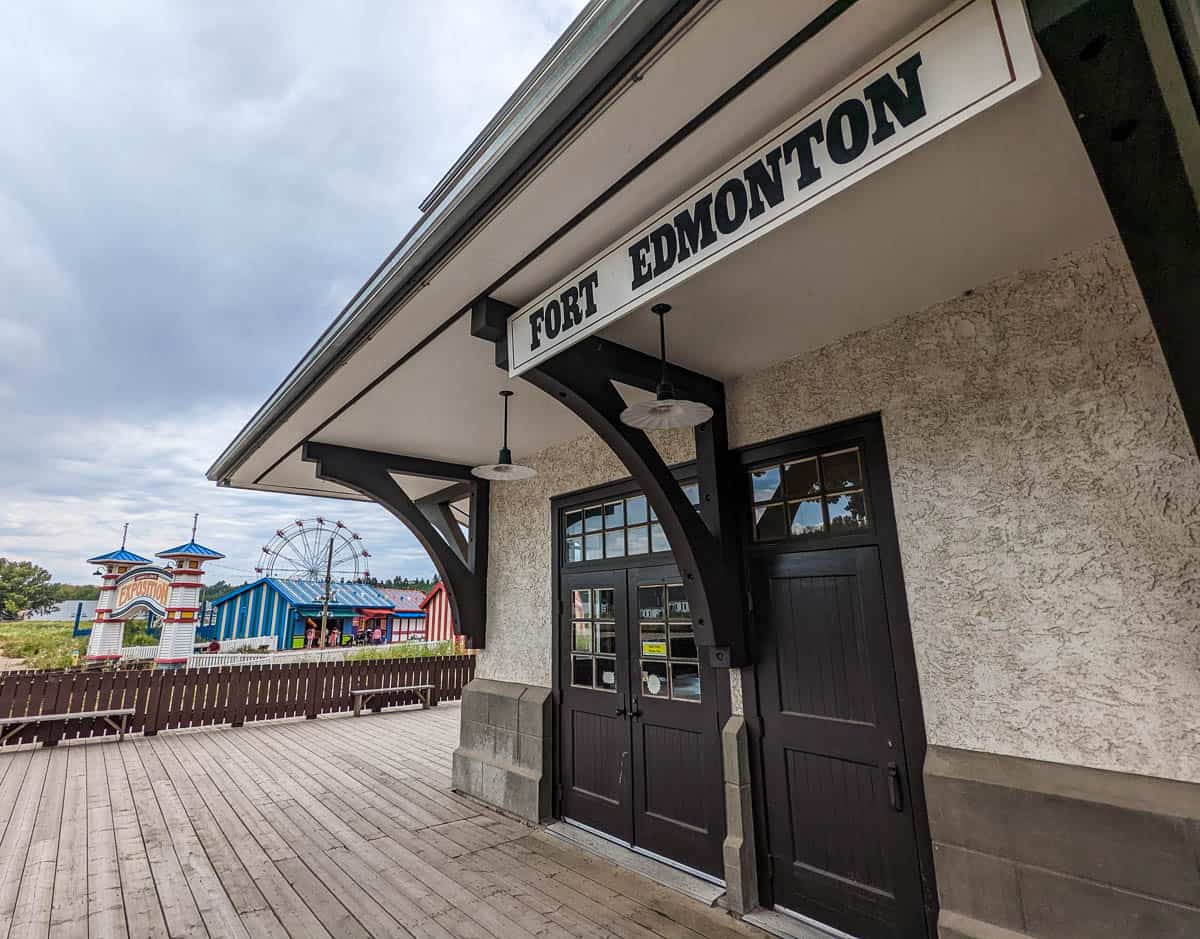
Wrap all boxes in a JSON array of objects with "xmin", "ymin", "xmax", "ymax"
[{"xmin": 209, "ymin": 2, "xmax": 1200, "ymax": 936}]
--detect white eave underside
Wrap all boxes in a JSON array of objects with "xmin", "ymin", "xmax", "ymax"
[{"xmin": 219, "ymin": 0, "xmax": 1118, "ymax": 508}]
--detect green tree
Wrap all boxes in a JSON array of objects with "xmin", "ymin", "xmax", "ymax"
[
  {"xmin": 0, "ymin": 559, "xmax": 59, "ymax": 621},
  {"xmin": 363, "ymin": 573, "xmax": 437, "ymax": 593},
  {"xmin": 202, "ymin": 580, "xmax": 242, "ymax": 602},
  {"xmin": 50, "ymin": 583, "xmax": 100, "ymax": 601}
]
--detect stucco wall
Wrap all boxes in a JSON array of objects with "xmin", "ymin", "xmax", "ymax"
[
  {"xmin": 480, "ymin": 238, "xmax": 1200, "ymax": 784},
  {"xmin": 479, "ymin": 427, "xmax": 693, "ymax": 689}
]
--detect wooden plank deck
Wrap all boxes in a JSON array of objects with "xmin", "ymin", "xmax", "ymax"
[{"xmin": 0, "ymin": 703, "xmax": 767, "ymax": 939}]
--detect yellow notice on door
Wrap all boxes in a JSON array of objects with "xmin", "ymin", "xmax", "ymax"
[{"xmin": 641, "ymin": 640, "xmax": 667, "ymax": 657}]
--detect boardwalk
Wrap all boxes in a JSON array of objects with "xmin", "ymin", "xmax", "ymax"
[{"xmin": 0, "ymin": 702, "xmax": 767, "ymax": 939}]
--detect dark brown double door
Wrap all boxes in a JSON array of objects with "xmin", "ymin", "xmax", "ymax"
[
  {"xmin": 751, "ymin": 544, "xmax": 929, "ymax": 937},
  {"xmin": 558, "ymin": 563, "xmax": 725, "ymax": 878}
]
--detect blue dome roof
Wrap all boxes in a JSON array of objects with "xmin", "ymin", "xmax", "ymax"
[
  {"xmin": 156, "ymin": 541, "xmax": 225, "ymax": 560},
  {"xmin": 87, "ymin": 548, "xmax": 152, "ymax": 565}
]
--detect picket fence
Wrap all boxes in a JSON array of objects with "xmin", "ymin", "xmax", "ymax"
[{"xmin": 0, "ymin": 654, "xmax": 475, "ymax": 748}]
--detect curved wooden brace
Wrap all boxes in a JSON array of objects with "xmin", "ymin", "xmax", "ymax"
[
  {"xmin": 521, "ymin": 336, "xmax": 748, "ymax": 667},
  {"xmin": 302, "ymin": 443, "xmax": 489, "ymax": 648}
]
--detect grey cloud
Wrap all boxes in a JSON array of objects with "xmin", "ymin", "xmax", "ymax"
[{"xmin": 0, "ymin": 1, "xmax": 586, "ymax": 580}]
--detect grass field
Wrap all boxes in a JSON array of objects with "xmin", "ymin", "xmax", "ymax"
[
  {"xmin": 0, "ymin": 621, "xmax": 87, "ymax": 669},
  {"xmin": 345, "ymin": 639, "xmax": 464, "ymax": 661},
  {"xmin": 0, "ymin": 618, "xmax": 159, "ymax": 670}
]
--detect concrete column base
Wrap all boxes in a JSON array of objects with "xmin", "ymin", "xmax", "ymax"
[
  {"xmin": 926, "ymin": 746, "xmax": 1200, "ymax": 939},
  {"xmin": 452, "ymin": 678, "xmax": 552, "ymax": 824},
  {"xmin": 721, "ymin": 715, "xmax": 759, "ymax": 914}
]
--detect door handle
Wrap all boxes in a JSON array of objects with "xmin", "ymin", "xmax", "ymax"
[
  {"xmin": 615, "ymin": 694, "xmax": 626, "ymax": 717},
  {"xmin": 629, "ymin": 698, "xmax": 642, "ymax": 719},
  {"xmin": 887, "ymin": 762, "xmax": 904, "ymax": 812}
]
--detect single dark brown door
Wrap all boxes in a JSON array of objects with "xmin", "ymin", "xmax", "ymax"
[
  {"xmin": 753, "ymin": 546, "xmax": 927, "ymax": 938},
  {"xmin": 558, "ymin": 570, "xmax": 633, "ymax": 842},
  {"xmin": 626, "ymin": 564, "xmax": 724, "ymax": 877}
]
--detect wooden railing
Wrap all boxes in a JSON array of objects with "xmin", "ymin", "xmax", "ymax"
[{"xmin": 0, "ymin": 655, "xmax": 475, "ymax": 748}]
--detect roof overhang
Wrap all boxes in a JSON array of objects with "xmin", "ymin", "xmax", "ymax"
[
  {"xmin": 213, "ymin": 0, "xmax": 1119, "ymax": 504},
  {"xmin": 208, "ymin": 0, "xmax": 695, "ymax": 486}
]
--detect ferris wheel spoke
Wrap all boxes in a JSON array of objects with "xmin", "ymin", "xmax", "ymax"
[
  {"xmin": 258, "ymin": 519, "xmax": 372, "ymax": 583},
  {"xmin": 280, "ymin": 537, "xmax": 313, "ymax": 571},
  {"xmin": 279, "ymin": 537, "xmax": 309, "ymax": 566},
  {"xmin": 333, "ymin": 549, "xmax": 361, "ymax": 578},
  {"xmin": 294, "ymin": 526, "xmax": 318, "ymax": 566}
]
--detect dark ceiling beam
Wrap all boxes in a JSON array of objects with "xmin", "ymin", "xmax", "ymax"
[
  {"xmin": 302, "ymin": 443, "xmax": 489, "ymax": 648},
  {"xmin": 1032, "ymin": 0, "xmax": 1200, "ymax": 456},
  {"xmin": 472, "ymin": 295, "xmax": 515, "ymax": 369}
]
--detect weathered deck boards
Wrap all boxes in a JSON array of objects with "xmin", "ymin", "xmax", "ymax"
[{"xmin": 0, "ymin": 703, "xmax": 766, "ymax": 939}]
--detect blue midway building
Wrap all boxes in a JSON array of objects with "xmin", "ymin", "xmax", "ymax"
[{"xmin": 207, "ymin": 578, "xmax": 396, "ymax": 650}]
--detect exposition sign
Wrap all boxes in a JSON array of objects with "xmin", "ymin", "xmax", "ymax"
[
  {"xmin": 112, "ymin": 567, "xmax": 172, "ymax": 617},
  {"xmin": 506, "ymin": 0, "xmax": 1040, "ymax": 376}
]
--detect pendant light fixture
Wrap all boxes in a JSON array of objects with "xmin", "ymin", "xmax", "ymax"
[
  {"xmin": 620, "ymin": 303, "xmax": 714, "ymax": 430},
  {"xmin": 472, "ymin": 390, "xmax": 537, "ymax": 480}
]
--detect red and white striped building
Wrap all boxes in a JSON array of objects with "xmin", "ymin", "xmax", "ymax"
[{"xmin": 419, "ymin": 582, "xmax": 459, "ymax": 643}]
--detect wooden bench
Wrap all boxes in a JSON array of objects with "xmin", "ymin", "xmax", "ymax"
[
  {"xmin": 0, "ymin": 708, "xmax": 136, "ymax": 746},
  {"xmin": 351, "ymin": 684, "xmax": 436, "ymax": 717}
]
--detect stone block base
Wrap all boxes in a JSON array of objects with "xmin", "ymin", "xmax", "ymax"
[
  {"xmin": 926, "ymin": 746, "xmax": 1200, "ymax": 939},
  {"xmin": 721, "ymin": 715, "xmax": 758, "ymax": 914},
  {"xmin": 452, "ymin": 678, "xmax": 551, "ymax": 824}
]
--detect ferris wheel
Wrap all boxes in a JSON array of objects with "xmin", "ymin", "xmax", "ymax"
[{"xmin": 255, "ymin": 518, "xmax": 372, "ymax": 582}]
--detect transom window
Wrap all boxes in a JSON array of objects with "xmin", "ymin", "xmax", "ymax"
[
  {"xmin": 564, "ymin": 484, "xmax": 700, "ymax": 563},
  {"xmin": 749, "ymin": 447, "xmax": 870, "ymax": 541},
  {"xmin": 637, "ymin": 583, "xmax": 700, "ymax": 702},
  {"xmin": 570, "ymin": 588, "xmax": 617, "ymax": 692}
]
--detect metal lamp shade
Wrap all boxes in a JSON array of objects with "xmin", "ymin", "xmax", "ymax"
[
  {"xmin": 471, "ymin": 439, "xmax": 537, "ymax": 481},
  {"xmin": 618, "ymin": 302, "xmax": 713, "ymax": 431},
  {"xmin": 620, "ymin": 396, "xmax": 713, "ymax": 430},
  {"xmin": 472, "ymin": 391, "xmax": 537, "ymax": 480}
]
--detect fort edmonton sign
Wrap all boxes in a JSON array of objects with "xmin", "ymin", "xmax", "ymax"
[{"xmin": 506, "ymin": 0, "xmax": 1041, "ymax": 377}]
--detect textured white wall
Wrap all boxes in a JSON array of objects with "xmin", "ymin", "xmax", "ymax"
[
  {"xmin": 478, "ymin": 427, "xmax": 693, "ymax": 689},
  {"xmin": 480, "ymin": 238, "xmax": 1200, "ymax": 783}
]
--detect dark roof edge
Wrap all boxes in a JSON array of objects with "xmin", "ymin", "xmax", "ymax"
[{"xmin": 207, "ymin": 0, "xmax": 687, "ymax": 485}]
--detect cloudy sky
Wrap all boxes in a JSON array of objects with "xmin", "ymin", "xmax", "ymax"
[{"xmin": 0, "ymin": 1, "xmax": 586, "ymax": 584}]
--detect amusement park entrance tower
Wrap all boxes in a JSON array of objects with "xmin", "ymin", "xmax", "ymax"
[{"xmin": 85, "ymin": 520, "xmax": 224, "ymax": 666}]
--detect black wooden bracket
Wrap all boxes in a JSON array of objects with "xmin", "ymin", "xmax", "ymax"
[
  {"xmin": 302, "ymin": 443, "xmax": 490, "ymax": 648},
  {"xmin": 472, "ymin": 296, "xmax": 748, "ymax": 666},
  {"xmin": 530, "ymin": 338, "xmax": 747, "ymax": 667},
  {"xmin": 417, "ymin": 482, "xmax": 471, "ymax": 562},
  {"xmin": 1032, "ymin": 0, "xmax": 1200, "ymax": 456}
]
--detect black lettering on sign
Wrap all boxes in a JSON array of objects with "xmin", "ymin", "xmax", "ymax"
[
  {"xmin": 529, "ymin": 308, "xmax": 545, "ymax": 351},
  {"xmin": 781, "ymin": 121, "xmax": 825, "ymax": 191},
  {"xmin": 629, "ymin": 237, "xmax": 653, "ymax": 289},
  {"xmin": 561, "ymin": 286, "xmax": 581, "ymax": 328},
  {"xmin": 650, "ymin": 223, "xmax": 677, "ymax": 278},
  {"xmin": 674, "ymin": 194, "xmax": 716, "ymax": 263},
  {"xmin": 743, "ymin": 146, "xmax": 786, "ymax": 220},
  {"xmin": 827, "ymin": 98, "xmax": 870, "ymax": 164},
  {"xmin": 864, "ymin": 53, "xmax": 926, "ymax": 144},
  {"xmin": 604, "ymin": 52, "xmax": 930, "ymax": 315},
  {"xmin": 579, "ymin": 271, "xmax": 599, "ymax": 318},
  {"xmin": 528, "ymin": 271, "xmax": 600, "ymax": 354},
  {"xmin": 544, "ymin": 298, "xmax": 562, "ymax": 339},
  {"xmin": 714, "ymin": 177, "xmax": 748, "ymax": 235}
]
